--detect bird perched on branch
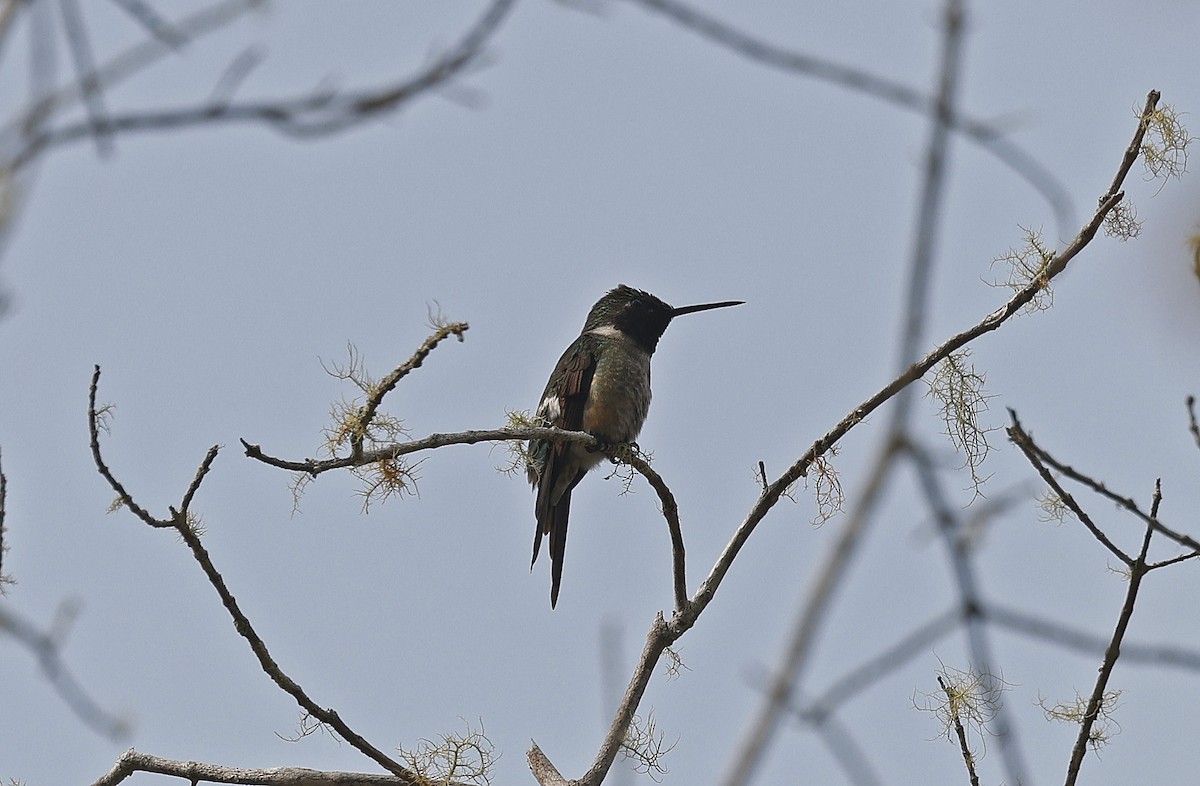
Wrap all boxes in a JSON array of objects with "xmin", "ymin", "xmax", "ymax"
[{"xmin": 527, "ymin": 285, "xmax": 742, "ymax": 607}]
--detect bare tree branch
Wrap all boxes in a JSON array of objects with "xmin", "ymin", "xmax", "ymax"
[
  {"xmin": 8, "ymin": 0, "xmax": 519, "ymax": 173},
  {"xmin": 107, "ymin": 0, "xmax": 188, "ymax": 49},
  {"xmin": 88, "ymin": 367, "xmax": 426, "ymax": 783},
  {"xmin": 695, "ymin": 91, "xmax": 1157, "ymax": 630},
  {"xmin": 1010, "ymin": 407, "xmax": 1195, "ymax": 786},
  {"xmin": 57, "ymin": 0, "xmax": 113, "ymax": 155},
  {"xmin": 243, "ymin": 426, "xmax": 595, "ymax": 474},
  {"xmin": 0, "ymin": 599, "xmax": 131, "ymax": 741},
  {"xmin": 353, "ymin": 322, "xmax": 469, "ymax": 457},
  {"xmin": 939, "ymin": 675, "xmax": 982, "ymax": 786},
  {"xmin": 572, "ymin": 613, "xmax": 674, "ymax": 785},
  {"xmin": 88, "ymin": 366, "xmax": 168, "ymax": 528},
  {"xmin": 92, "ymin": 748, "xmax": 407, "ymax": 786},
  {"xmin": 207, "ymin": 45, "xmax": 266, "ymax": 108},
  {"xmin": 618, "ymin": 451, "xmax": 688, "ymax": 613},
  {"xmin": 0, "ymin": 0, "xmax": 20, "ymax": 58},
  {"xmin": 620, "ymin": 0, "xmax": 1076, "ymax": 235},
  {"xmin": 2, "ymin": 0, "xmax": 259, "ymax": 150},
  {"xmin": 909, "ymin": 438, "xmax": 1027, "ymax": 782},
  {"xmin": 0, "ymin": 446, "xmax": 7, "ymax": 590},
  {"xmin": 718, "ymin": 87, "xmax": 1162, "ymax": 786},
  {"xmin": 1063, "ymin": 487, "xmax": 1160, "ymax": 786},
  {"xmin": 1007, "ymin": 413, "xmax": 1135, "ymax": 563},
  {"xmin": 1007, "ymin": 409, "xmax": 1200, "ymax": 553},
  {"xmin": 806, "ymin": 711, "xmax": 883, "ymax": 786},
  {"xmin": 721, "ymin": 435, "xmax": 900, "ymax": 785},
  {"xmin": 527, "ymin": 743, "xmax": 571, "ymax": 786},
  {"xmin": 798, "ymin": 608, "xmax": 960, "ymax": 719},
  {"xmin": 232, "ymin": 89, "xmax": 1161, "ymax": 786},
  {"xmin": 893, "ymin": 0, "xmax": 967, "ymax": 396},
  {"xmin": 987, "ymin": 603, "xmax": 1200, "ymax": 672},
  {"xmin": 772, "ymin": 690, "xmax": 885, "ymax": 786},
  {"xmin": 1186, "ymin": 395, "xmax": 1200, "ymax": 453}
]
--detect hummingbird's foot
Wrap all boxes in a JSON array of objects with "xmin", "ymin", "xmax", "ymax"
[
  {"xmin": 604, "ymin": 441, "xmax": 641, "ymax": 465},
  {"xmin": 586, "ymin": 438, "xmax": 612, "ymax": 455}
]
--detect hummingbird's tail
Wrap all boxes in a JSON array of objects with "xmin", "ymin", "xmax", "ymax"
[
  {"xmin": 530, "ymin": 468, "xmax": 555, "ymax": 569},
  {"xmin": 547, "ymin": 490, "xmax": 572, "ymax": 609},
  {"xmin": 532, "ymin": 464, "xmax": 585, "ymax": 608},
  {"xmin": 531, "ymin": 488, "xmax": 572, "ymax": 608}
]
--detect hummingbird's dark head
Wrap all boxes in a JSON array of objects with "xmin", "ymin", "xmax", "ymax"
[{"xmin": 584, "ymin": 285, "xmax": 743, "ymax": 353}]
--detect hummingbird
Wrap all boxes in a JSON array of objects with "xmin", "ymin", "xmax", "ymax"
[{"xmin": 527, "ymin": 285, "xmax": 743, "ymax": 607}]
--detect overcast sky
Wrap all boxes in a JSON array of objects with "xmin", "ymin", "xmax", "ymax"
[{"xmin": 2, "ymin": 1, "xmax": 1199, "ymax": 784}]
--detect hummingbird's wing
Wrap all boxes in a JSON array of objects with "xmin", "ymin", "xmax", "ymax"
[{"xmin": 530, "ymin": 337, "xmax": 597, "ymax": 607}]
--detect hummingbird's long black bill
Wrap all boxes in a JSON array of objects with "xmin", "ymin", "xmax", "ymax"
[{"xmin": 671, "ymin": 300, "xmax": 744, "ymax": 317}]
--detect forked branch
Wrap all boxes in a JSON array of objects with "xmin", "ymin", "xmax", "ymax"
[
  {"xmin": 88, "ymin": 367, "xmax": 427, "ymax": 783},
  {"xmin": 8, "ymin": 0, "xmax": 518, "ymax": 174},
  {"xmin": 1007, "ymin": 409, "xmax": 1200, "ymax": 554},
  {"xmin": 532, "ymin": 91, "xmax": 1165, "ymax": 786},
  {"xmin": 690, "ymin": 90, "xmax": 1160, "ymax": 621}
]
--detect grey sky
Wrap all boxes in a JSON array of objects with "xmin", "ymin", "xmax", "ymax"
[{"xmin": 2, "ymin": 1, "xmax": 1199, "ymax": 784}]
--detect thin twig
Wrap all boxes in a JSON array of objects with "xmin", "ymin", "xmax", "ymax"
[
  {"xmin": 987, "ymin": 603, "xmax": 1200, "ymax": 672},
  {"xmin": 57, "ymin": 0, "xmax": 113, "ymax": 155},
  {"xmin": 894, "ymin": 0, "xmax": 967, "ymax": 396},
  {"xmin": 699, "ymin": 86, "xmax": 1158, "ymax": 653},
  {"xmin": 571, "ymin": 613, "xmax": 674, "ymax": 785},
  {"xmin": 0, "ymin": 0, "xmax": 21, "ymax": 58},
  {"xmin": 1186, "ymin": 395, "xmax": 1200, "ymax": 452},
  {"xmin": 1007, "ymin": 409, "xmax": 1199, "ymax": 553},
  {"xmin": 805, "ymin": 708, "xmax": 885, "ymax": 786},
  {"xmin": 711, "ymin": 91, "xmax": 1160, "ymax": 786},
  {"xmin": 721, "ymin": 435, "xmax": 900, "ymax": 786},
  {"xmin": 699, "ymin": 93, "xmax": 1156, "ymax": 657},
  {"xmin": 801, "ymin": 608, "xmax": 960, "ymax": 717},
  {"xmin": 89, "ymin": 366, "xmax": 167, "ymax": 528},
  {"xmin": 939, "ymin": 675, "xmax": 982, "ymax": 786},
  {"xmin": 170, "ymin": 515, "xmax": 421, "ymax": 780},
  {"xmin": 88, "ymin": 368, "xmax": 426, "ymax": 782},
  {"xmin": 107, "ymin": 0, "xmax": 188, "ymax": 49},
  {"xmin": 242, "ymin": 426, "xmax": 597, "ymax": 474},
  {"xmin": 178, "ymin": 445, "xmax": 220, "ymax": 515},
  {"xmin": 620, "ymin": 452, "xmax": 688, "ymax": 612},
  {"xmin": 0, "ymin": 601, "xmax": 131, "ymax": 741},
  {"xmin": 91, "ymin": 748, "xmax": 406, "ymax": 786},
  {"xmin": 0, "ymin": 446, "xmax": 7, "ymax": 588},
  {"xmin": 351, "ymin": 321, "xmax": 468, "ymax": 457},
  {"xmin": 9, "ymin": 0, "xmax": 519, "ymax": 173},
  {"xmin": 1006, "ymin": 412, "xmax": 1134, "ymax": 564},
  {"xmin": 1146, "ymin": 549, "xmax": 1200, "ymax": 570},
  {"xmin": 232, "ymin": 89, "xmax": 1161, "ymax": 784},
  {"xmin": 207, "ymin": 46, "xmax": 266, "ymax": 109},
  {"xmin": 1063, "ymin": 508, "xmax": 1156, "ymax": 786},
  {"xmin": 909, "ymin": 438, "xmax": 1027, "ymax": 782},
  {"xmin": 694, "ymin": 170, "xmax": 1128, "ymax": 622},
  {"xmin": 621, "ymin": 0, "xmax": 1075, "ymax": 235},
  {"xmin": 724, "ymin": 5, "xmax": 971, "ymax": 775},
  {"xmin": 3, "ymin": 0, "xmax": 261, "ymax": 149}
]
